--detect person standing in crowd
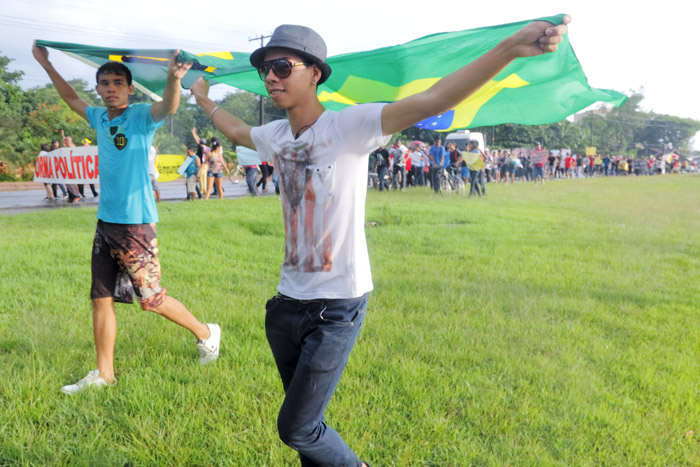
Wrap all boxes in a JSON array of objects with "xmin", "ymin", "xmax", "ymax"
[
  {"xmin": 241, "ymin": 153, "xmax": 259, "ymax": 196},
  {"xmin": 593, "ymin": 153, "xmax": 602, "ymax": 176},
  {"xmin": 500, "ymin": 149, "xmax": 510, "ymax": 183},
  {"xmin": 203, "ymin": 140, "xmax": 229, "ymax": 199},
  {"xmin": 467, "ymin": 139, "xmax": 484, "ymax": 196},
  {"xmin": 256, "ymin": 161, "xmax": 272, "ymax": 193},
  {"xmin": 457, "ymin": 146, "xmax": 470, "ymax": 183},
  {"xmin": 564, "ymin": 151, "xmax": 574, "ymax": 178},
  {"xmin": 446, "ymin": 141, "xmax": 461, "ymax": 171},
  {"xmin": 390, "ymin": 139, "xmax": 407, "ymax": 190},
  {"xmin": 409, "ymin": 144, "xmax": 425, "ymax": 186},
  {"xmin": 428, "ymin": 138, "xmax": 446, "ymax": 194},
  {"xmin": 522, "ymin": 151, "xmax": 532, "ymax": 181},
  {"xmin": 80, "ymin": 137, "xmax": 100, "ymax": 197},
  {"xmin": 184, "ymin": 145, "xmax": 201, "ymax": 200},
  {"xmin": 192, "ymin": 127, "xmax": 211, "ymax": 198},
  {"xmin": 483, "ymin": 148, "xmax": 494, "ymax": 182},
  {"xmin": 38, "ymin": 142, "xmax": 55, "ymax": 201},
  {"xmin": 602, "ymin": 153, "xmax": 611, "ymax": 176},
  {"xmin": 373, "ymin": 145, "xmax": 390, "ymax": 191},
  {"xmin": 32, "ymin": 43, "xmax": 220, "ymax": 395},
  {"xmin": 148, "ymin": 145, "xmax": 161, "ymax": 202},
  {"xmin": 190, "ymin": 18, "xmax": 568, "ymax": 466},
  {"xmin": 530, "ymin": 142, "xmax": 547, "ymax": 185},
  {"xmin": 48, "ymin": 139, "xmax": 70, "ymax": 199},
  {"xmin": 60, "ymin": 132, "xmax": 83, "ymax": 203},
  {"xmin": 547, "ymin": 150, "xmax": 556, "ymax": 180}
]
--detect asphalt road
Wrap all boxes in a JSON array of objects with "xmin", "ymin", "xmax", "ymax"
[{"xmin": 0, "ymin": 178, "xmax": 272, "ymax": 215}]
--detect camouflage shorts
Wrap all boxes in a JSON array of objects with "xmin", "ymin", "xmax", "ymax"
[{"xmin": 90, "ymin": 220, "xmax": 166, "ymax": 310}]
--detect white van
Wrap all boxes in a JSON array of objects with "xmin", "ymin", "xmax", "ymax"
[{"xmin": 444, "ymin": 130, "xmax": 486, "ymax": 151}]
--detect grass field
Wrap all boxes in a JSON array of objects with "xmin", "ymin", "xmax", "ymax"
[{"xmin": 1, "ymin": 174, "xmax": 699, "ymax": 466}]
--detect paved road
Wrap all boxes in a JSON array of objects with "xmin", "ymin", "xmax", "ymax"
[{"xmin": 0, "ymin": 178, "xmax": 272, "ymax": 215}]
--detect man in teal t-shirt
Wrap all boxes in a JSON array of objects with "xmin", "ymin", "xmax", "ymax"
[{"xmin": 32, "ymin": 43, "xmax": 221, "ymax": 395}]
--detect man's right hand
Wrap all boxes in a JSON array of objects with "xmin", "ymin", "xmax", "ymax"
[{"xmin": 190, "ymin": 76, "xmax": 210, "ymax": 99}]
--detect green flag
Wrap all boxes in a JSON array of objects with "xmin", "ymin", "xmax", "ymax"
[{"xmin": 37, "ymin": 14, "xmax": 626, "ymax": 130}]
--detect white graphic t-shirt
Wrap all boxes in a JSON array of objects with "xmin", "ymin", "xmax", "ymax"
[{"xmin": 251, "ymin": 103, "xmax": 389, "ymax": 299}]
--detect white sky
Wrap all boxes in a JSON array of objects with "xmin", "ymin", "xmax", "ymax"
[{"xmin": 2, "ymin": 0, "xmax": 698, "ymax": 148}]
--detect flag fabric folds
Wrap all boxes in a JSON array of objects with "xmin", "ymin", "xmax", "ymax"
[{"xmin": 37, "ymin": 14, "xmax": 626, "ymax": 131}]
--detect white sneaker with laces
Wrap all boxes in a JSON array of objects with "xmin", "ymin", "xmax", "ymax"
[
  {"xmin": 197, "ymin": 323, "xmax": 221, "ymax": 365},
  {"xmin": 61, "ymin": 369, "xmax": 110, "ymax": 395}
]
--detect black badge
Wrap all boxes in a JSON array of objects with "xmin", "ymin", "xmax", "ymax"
[
  {"xmin": 110, "ymin": 126, "xmax": 118, "ymax": 136},
  {"xmin": 114, "ymin": 133, "xmax": 127, "ymax": 151}
]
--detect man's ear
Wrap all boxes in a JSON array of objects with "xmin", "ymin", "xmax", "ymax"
[
  {"xmin": 128, "ymin": 84, "xmax": 135, "ymax": 95},
  {"xmin": 311, "ymin": 64, "xmax": 323, "ymax": 85}
]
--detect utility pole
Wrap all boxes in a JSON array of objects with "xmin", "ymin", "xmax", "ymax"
[{"xmin": 250, "ymin": 34, "xmax": 271, "ymax": 126}]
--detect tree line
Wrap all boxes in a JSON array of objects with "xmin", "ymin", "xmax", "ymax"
[{"xmin": 1, "ymin": 52, "xmax": 698, "ymax": 179}]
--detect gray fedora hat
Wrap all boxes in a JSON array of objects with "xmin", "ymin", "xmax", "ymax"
[{"xmin": 250, "ymin": 24, "xmax": 332, "ymax": 84}]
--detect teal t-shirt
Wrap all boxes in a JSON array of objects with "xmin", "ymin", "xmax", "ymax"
[
  {"xmin": 86, "ymin": 103, "xmax": 163, "ymax": 224},
  {"xmin": 184, "ymin": 155, "xmax": 198, "ymax": 177}
]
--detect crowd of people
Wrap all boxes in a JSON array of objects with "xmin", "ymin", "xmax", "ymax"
[
  {"xmin": 22, "ymin": 17, "xmax": 697, "ymax": 466},
  {"xmin": 370, "ymin": 139, "xmax": 698, "ymax": 193},
  {"xmin": 184, "ymin": 127, "xmax": 276, "ymax": 200},
  {"xmin": 34, "ymin": 129, "xmax": 279, "ymax": 204},
  {"xmin": 32, "ymin": 130, "xmax": 698, "ymax": 206}
]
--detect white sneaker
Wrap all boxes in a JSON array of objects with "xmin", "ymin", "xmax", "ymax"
[
  {"xmin": 197, "ymin": 323, "xmax": 221, "ymax": 365},
  {"xmin": 61, "ymin": 369, "xmax": 110, "ymax": 395}
]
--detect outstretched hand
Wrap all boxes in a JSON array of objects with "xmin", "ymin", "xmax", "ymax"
[
  {"xmin": 32, "ymin": 41, "xmax": 50, "ymax": 67},
  {"xmin": 510, "ymin": 15, "xmax": 571, "ymax": 58},
  {"xmin": 190, "ymin": 76, "xmax": 210, "ymax": 99},
  {"xmin": 168, "ymin": 49, "xmax": 192, "ymax": 80}
]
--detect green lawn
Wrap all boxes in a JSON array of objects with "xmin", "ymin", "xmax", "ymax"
[{"xmin": 1, "ymin": 175, "xmax": 699, "ymax": 465}]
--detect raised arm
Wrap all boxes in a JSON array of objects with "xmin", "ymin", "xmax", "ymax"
[
  {"xmin": 191, "ymin": 127, "xmax": 202, "ymax": 145},
  {"xmin": 151, "ymin": 50, "xmax": 192, "ymax": 123},
  {"xmin": 381, "ymin": 16, "xmax": 570, "ymax": 136},
  {"xmin": 190, "ymin": 77, "xmax": 256, "ymax": 150},
  {"xmin": 32, "ymin": 42, "xmax": 88, "ymax": 120}
]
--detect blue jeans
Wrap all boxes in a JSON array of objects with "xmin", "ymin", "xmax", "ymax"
[
  {"xmin": 244, "ymin": 166, "xmax": 258, "ymax": 195},
  {"xmin": 265, "ymin": 293, "xmax": 369, "ymax": 467},
  {"xmin": 377, "ymin": 166, "xmax": 389, "ymax": 191}
]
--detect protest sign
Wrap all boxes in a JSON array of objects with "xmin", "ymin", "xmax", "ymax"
[{"xmin": 34, "ymin": 147, "xmax": 99, "ymax": 184}]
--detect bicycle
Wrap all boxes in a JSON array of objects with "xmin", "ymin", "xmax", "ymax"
[
  {"xmin": 368, "ymin": 169, "xmax": 393, "ymax": 190},
  {"xmin": 228, "ymin": 164, "xmax": 256, "ymax": 184},
  {"xmin": 439, "ymin": 166, "xmax": 466, "ymax": 195}
]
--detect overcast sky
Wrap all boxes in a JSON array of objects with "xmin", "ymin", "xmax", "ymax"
[{"xmin": 2, "ymin": 0, "xmax": 698, "ymax": 148}]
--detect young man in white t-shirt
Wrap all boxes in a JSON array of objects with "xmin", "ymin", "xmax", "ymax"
[
  {"xmin": 390, "ymin": 139, "xmax": 408, "ymax": 190},
  {"xmin": 191, "ymin": 19, "xmax": 569, "ymax": 466}
]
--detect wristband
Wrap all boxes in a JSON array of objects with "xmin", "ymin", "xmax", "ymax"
[{"xmin": 210, "ymin": 106, "xmax": 220, "ymax": 120}]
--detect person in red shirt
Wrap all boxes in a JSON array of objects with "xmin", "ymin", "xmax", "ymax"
[{"xmin": 564, "ymin": 153, "xmax": 574, "ymax": 178}]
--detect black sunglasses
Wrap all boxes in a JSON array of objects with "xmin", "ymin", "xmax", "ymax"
[{"xmin": 257, "ymin": 59, "xmax": 308, "ymax": 80}]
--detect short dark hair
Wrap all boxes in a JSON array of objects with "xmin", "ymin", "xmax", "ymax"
[{"xmin": 96, "ymin": 62, "xmax": 133, "ymax": 86}]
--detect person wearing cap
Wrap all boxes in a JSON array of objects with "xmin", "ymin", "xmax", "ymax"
[{"xmin": 191, "ymin": 18, "xmax": 569, "ymax": 466}]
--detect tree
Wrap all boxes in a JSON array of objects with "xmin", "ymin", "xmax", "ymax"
[
  {"xmin": 0, "ymin": 54, "xmax": 29, "ymax": 167},
  {"xmin": 634, "ymin": 114, "xmax": 700, "ymax": 154}
]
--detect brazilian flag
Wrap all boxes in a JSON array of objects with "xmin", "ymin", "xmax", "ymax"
[{"xmin": 37, "ymin": 14, "xmax": 625, "ymax": 131}]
